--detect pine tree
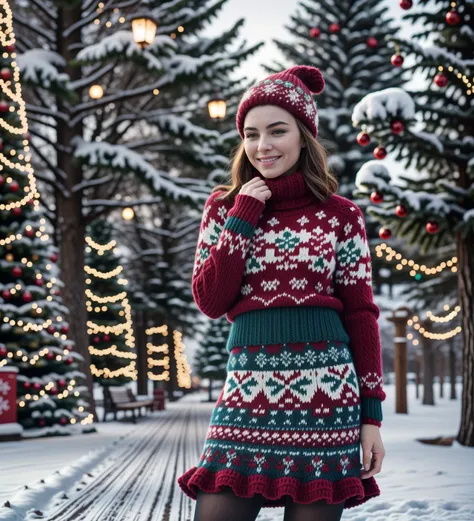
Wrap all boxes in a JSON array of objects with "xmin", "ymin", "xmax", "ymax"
[
  {"xmin": 85, "ymin": 220, "xmax": 137, "ymax": 387},
  {"xmin": 195, "ymin": 316, "xmax": 229, "ymax": 402},
  {"xmin": 270, "ymin": 0, "xmax": 406, "ymax": 196},
  {"xmin": 351, "ymin": 1, "xmax": 473, "ymax": 445},
  {"xmin": 0, "ymin": 1, "xmax": 91, "ymax": 434},
  {"xmin": 11, "ymin": 0, "xmax": 262, "ymax": 413}
]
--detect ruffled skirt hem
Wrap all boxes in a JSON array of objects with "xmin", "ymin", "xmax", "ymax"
[{"xmin": 177, "ymin": 466, "xmax": 380, "ymax": 509}]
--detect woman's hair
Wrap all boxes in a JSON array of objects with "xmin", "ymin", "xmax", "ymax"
[{"xmin": 212, "ymin": 119, "xmax": 339, "ymax": 203}]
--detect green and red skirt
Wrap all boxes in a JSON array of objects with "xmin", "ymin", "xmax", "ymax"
[{"xmin": 178, "ymin": 306, "xmax": 380, "ymax": 509}]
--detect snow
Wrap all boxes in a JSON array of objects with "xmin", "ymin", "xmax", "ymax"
[
  {"xmin": 16, "ymin": 50, "xmax": 70, "ymax": 90},
  {"xmin": 0, "ymin": 384, "xmax": 473, "ymax": 520},
  {"xmin": 352, "ymin": 88, "xmax": 415, "ymax": 125},
  {"xmin": 0, "ymin": 423, "xmax": 23, "ymax": 436},
  {"xmin": 0, "ymin": 367, "xmax": 18, "ymax": 373}
]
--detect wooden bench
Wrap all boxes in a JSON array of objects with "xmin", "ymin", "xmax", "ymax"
[{"xmin": 102, "ymin": 386, "xmax": 154, "ymax": 423}]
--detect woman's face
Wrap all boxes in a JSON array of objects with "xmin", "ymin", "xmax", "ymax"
[{"xmin": 243, "ymin": 105, "xmax": 304, "ymax": 179}]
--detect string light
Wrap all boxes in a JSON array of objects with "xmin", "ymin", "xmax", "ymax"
[
  {"xmin": 375, "ymin": 243, "xmax": 457, "ymax": 277},
  {"xmin": 407, "ymin": 304, "xmax": 462, "ymax": 340},
  {"xmin": 146, "ymin": 325, "xmax": 169, "ymax": 381},
  {"xmin": 438, "ymin": 65, "xmax": 474, "ymax": 96}
]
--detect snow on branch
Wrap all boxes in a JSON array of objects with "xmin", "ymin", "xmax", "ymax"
[
  {"xmin": 75, "ymin": 31, "xmax": 172, "ymax": 71},
  {"xmin": 72, "ymin": 137, "xmax": 205, "ymax": 202},
  {"xmin": 17, "ymin": 50, "xmax": 71, "ymax": 92},
  {"xmin": 352, "ymin": 88, "xmax": 415, "ymax": 125}
]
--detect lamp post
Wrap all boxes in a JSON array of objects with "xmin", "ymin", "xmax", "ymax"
[
  {"xmin": 207, "ymin": 94, "xmax": 227, "ymax": 132},
  {"xmin": 131, "ymin": 13, "xmax": 158, "ymax": 49}
]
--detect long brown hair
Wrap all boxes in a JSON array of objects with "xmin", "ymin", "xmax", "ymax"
[{"xmin": 212, "ymin": 119, "xmax": 339, "ymax": 203}]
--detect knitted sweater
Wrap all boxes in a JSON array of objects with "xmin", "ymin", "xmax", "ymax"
[{"xmin": 192, "ymin": 169, "xmax": 385, "ymax": 426}]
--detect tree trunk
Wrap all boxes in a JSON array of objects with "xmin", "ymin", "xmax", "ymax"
[
  {"xmin": 415, "ymin": 351, "xmax": 421, "ymax": 400},
  {"xmin": 456, "ymin": 228, "xmax": 474, "ymax": 446},
  {"xmin": 134, "ymin": 309, "xmax": 148, "ymax": 396},
  {"xmin": 56, "ymin": 4, "xmax": 96, "ymax": 421},
  {"xmin": 449, "ymin": 341, "xmax": 457, "ymax": 400},
  {"xmin": 421, "ymin": 323, "xmax": 435, "ymax": 405},
  {"xmin": 208, "ymin": 378, "xmax": 213, "ymax": 402},
  {"xmin": 439, "ymin": 348, "xmax": 445, "ymax": 399}
]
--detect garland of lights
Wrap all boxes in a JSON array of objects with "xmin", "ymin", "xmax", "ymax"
[
  {"xmin": 85, "ymin": 237, "xmax": 137, "ymax": 380},
  {"xmin": 146, "ymin": 325, "xmax": 169, "ymax": 382},
  {"xmin": 375, "ymin": 243, "xmax": 457, "ymax": 278},
  {"xmin": 407, "ymin": 304, "xmax": 462, "ymax": 341}
]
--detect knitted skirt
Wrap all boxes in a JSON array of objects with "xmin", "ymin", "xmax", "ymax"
[{"xmin": 177, "ymin": 306, "xmax": 380, "ymax": 509}]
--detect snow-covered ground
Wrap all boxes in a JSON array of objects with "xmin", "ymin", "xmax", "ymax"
[{"xmin": 0, "ymin": 383, "xmax": 473, "ymax": 521}]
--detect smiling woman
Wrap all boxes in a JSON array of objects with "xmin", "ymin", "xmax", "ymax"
[{"xmin": 178, "ymin": 65, "xmax": 386, "ymax": 521}]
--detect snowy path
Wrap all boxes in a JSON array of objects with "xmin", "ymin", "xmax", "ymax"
[{"xmin": 1, "ymin": 384, "xmax": 473, "ymax": 521}]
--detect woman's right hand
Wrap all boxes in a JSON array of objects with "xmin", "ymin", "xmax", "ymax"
[{"xmin": 238, "ymin": 178, "xmax": 272, "ymax": 203}]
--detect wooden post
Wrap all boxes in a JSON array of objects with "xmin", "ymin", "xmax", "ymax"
[
  {"xmin": 387, "ymin": 306, "xmax": 411, "ymax": 414},
  {"xmin": 421, "ymin": 319, "xmax": 435, "ymax": 405},
  {"xmin": 439, "ymin": 346, "xmax": 445, "ymax": 399},
  {"xmin": 415, "ymin": 350, "xmax": 422, "ymax": 400}
]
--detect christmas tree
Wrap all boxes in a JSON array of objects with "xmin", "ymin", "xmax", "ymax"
[
  {"xmin": 351, "ymin": 0, "xmax": 473, "ymax": 445},
  {"xmin": 11, "ymin": 0, "xmax": 262, "ymax": 412},
  {"xmin": 85, "ymin": 220, "xmax": 137, "ymax": 387},
  {"xmin": 0, "ymin": 1, "xmax": 91, "ymax": 435},
  {"xmin": 270, "ymin": 0, "xmax": 406, "ymax": 197},
  {"xmin": 195, "ymin": 316, "xmax": 230, "ymax": 402}
]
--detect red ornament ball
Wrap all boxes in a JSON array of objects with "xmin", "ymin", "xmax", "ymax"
[
  {"xmin": 391, "ymin": 54, "xmax": 404, "ymax": 67},
  {"xmin": 379, "ymin": 227, "xmax": 392, "ymax": 240},
  {"xmin": 35, "ymin": 278, "xmax": 44, "ymax": 287},
  {"xmin": 38, "ymin": 419, "xmax": 46, "ymax": 427},
  {"xmin": 9, "ymin": 180, "xmax": 20, "ymax": 192},
  {"xmin": 366, "ymin": 37, "xmax": 378, "ymax": 48},
  {"xmin": 23, "ymin": 381, "xmax": 31, "ymax": 389},
  {"xmin": 5, "ymin": 44, "xmax": 15, "ymax": 53},
  {"xmin": 0, "ymin": 346, "xmax": 7, "ymax": 357},
  {"xmin": 309, "ymin": 27, "xmax": 320, "ymax": 38},
  {"xmin": 50, "ymin": 253, "xmax": 58, "ymax": 263},
  {"xmin": 370, "ymin": 191, "xmax": 384, "ymax": 204},
  {"xmin": 2, "ymin": 289, "xmax": 11, "ymax": 300},
  {"xmin": 104, "ymin": 334, "xmax": 110, "ymax": 342},
  {"xmin": 61, "ymin": 325, "xmax": 69, "ymax": 334},
  {"xmin": 33, "ymin": 382, "xmax": 42, "ymax": 390},
  {"xmin": 59, "ymin": 417, "xmax": 68, "ymax": 425},
  {"xmin": 12, "ymin": 266, "xmax": 22, "ymax": 278},
  {"xmin": 426, "ymin": 221, "xmax": 440, "ymax": 234},
  {"xmin": 46, "ymin": 352, "xmax": 55, "ymax": 361},
  {"xmin": 22, "ymin": 291, "xmax": 33, "ymax": 303},
  {"xmin": 0, "ymin": 101, "xmax": 8, "ymax": 113},
  {"xmin": 0, "ymin": 139, "xmax": 2, "ymax": 151},
  {"xmin": 391, "ymin": 120, "xmax": 404, "ymax": 134},
  {"xmin": 0, "ymin": 174, "xmax": 4, "ymax": 185},
  {"xmin": 357, "ymin": 131, "xmax": 371, "ymax": 146},
  {"xmin": 0, "ymin": 68, "xmax": 12, "ymax": 81},
  {"xmin": 434, "ymin": 73, "xmax": 448, "ymax": 87},
  {"xmin": 373, "ymin": 146, "xmax": 387, "ymax": 159},
  {"xmin": 329, "ymin": 23, "xmax": 340, "ymax": 33},
  {"xmin": 446, "ymin": 10, "xmax": 461, "ymax": 25},
  {"xmin": 47, "ymin": 325, "xmax": 55, "ymax": 335},
  {"xmin": 11, "ymin": 207, "xmax": 22, "ymax": 217},
  {"xmin": 50, "ymin": 387, "xmax": 58, "ymax": 395},
  {"xmin": 93, "ymin": 336, "xmax": 101, "ymax": 344},
  {"xmin": 25, "ymin": 228, "xmax": 35, "ymax": 238},
  {"xmin": 396, "ymin": 204, "xmax": 408, "ymax": 217},
  {"xmin": 400, "ymin": 0, "xmax": 412, "ymax": 9},
  {"xmin": 65, "ymin": 357, "xmax": 74, "ymax": 365},
  {"xmin": 58, "ymin": 379, "xmax": 67, "ymax": 387}
]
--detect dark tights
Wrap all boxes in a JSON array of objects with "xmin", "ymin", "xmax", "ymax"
[{"xmin": 193, "ymin": 487, "xmax": 345, "ymax": 521}]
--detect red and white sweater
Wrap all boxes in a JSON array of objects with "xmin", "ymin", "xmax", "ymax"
[{"xmin": 192, "ymin": 169, "xmax": 385, "ymax": 425}]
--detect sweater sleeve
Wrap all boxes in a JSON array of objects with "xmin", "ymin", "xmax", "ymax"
[
  {"xmin": 192, "ymin": 190, "xmax": 265, "ymax": 319},
  {"xmin": 334, "ymin": 204, "xmax": 386, "ymax": 427}
]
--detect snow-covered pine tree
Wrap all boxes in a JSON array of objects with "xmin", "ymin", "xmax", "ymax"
[
  {"xmin": 270, "ymin": 0, "xmax": 406, "ymax": 197},
  {"xmin": 351, "ymin": 1, "xmax": 473, "ymax": 446},
  {"xmin": 0, "ymin": 1, "xmax": 91, "ymax": 436},
  {"xmin": 12, "ymin": 0, "xmax": 262, "ymax": 412},
  {"xmin": 85, "ymin": 220, "xmax": 137, "ymax": 388},
  {"xmin": 194, "ymin": 315, "xmax": 230, "ymax": 402}
]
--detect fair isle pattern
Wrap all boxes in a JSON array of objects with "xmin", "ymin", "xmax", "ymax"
[
  {"xmin": 191, "ymin": 186, "xmax": 385, "ymax": 420},
  {"xmin": 177, "ymin": 339, "xmax": 380, "ymax": 509}
]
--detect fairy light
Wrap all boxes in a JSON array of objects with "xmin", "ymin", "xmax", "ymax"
[
  {"xmin": 438, "ymin": 65, "xmax": 473, "ymax": 96},
  {"xmin": 408, "ymin": 306, "xmax": 462, "ymax": 340},
  {"xmin": 146, "ymin": 325, "xmax": 170, "ymax": 381},
  {"xmin": 376, "ymin": 243, "xmax": 457, "ymax": 277},
  {"xmin": 173, "ymin": 330, "xmax": 191, "ymax": 389}
]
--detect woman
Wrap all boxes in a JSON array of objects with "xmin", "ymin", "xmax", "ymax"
[{"xmin": 177, "ymin": 65, "xmax": 386, "ymax": 521}]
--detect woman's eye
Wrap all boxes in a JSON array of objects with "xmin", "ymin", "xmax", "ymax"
[
  {"xmin": 245, "ymin": 134, "xmax": 257, "ymax": 139},
  {"xmin": 273, "ymin": 129, "xmax": 285, "ymax": 135}
]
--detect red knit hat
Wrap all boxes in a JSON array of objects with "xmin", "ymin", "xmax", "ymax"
[{"xmin": 236, "ymin": 65, "xmax": 325, "ymax": 139}]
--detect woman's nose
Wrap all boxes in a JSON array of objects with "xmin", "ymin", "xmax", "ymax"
[{"xmin": 257, "ymin": 138, "xmax": 272, "ymax": 152}]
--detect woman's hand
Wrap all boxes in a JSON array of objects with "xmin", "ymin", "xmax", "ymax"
[
  {"xmin": 239, "ymin": 177, "xmax": 272, "ymax": 203},
  {"xmin": 360, "ymin": 424, "xmax": 385, "ymax": 479}
]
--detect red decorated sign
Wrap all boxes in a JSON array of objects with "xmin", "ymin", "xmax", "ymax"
[{"xmin": 0, "ymin": 368, "xmax": 17, "ymax": 424}]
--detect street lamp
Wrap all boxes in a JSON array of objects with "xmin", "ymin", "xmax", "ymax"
[
  {"xmin": 131, "ymin": 14, "xmax": 158, "ymax": 49},
  {"xmin": 207, "ymin": 94, "xmax": 227, "ymax": 121}
]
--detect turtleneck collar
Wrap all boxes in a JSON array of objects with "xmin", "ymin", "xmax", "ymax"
[{"xmin": 251, "ymin": 168, "xmax": 315, "ymax": 211}]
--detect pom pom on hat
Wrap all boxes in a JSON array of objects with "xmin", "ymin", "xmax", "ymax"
[{"xmin": 236, "ymin": 65, "xmax": 325, "ymax": 139}]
